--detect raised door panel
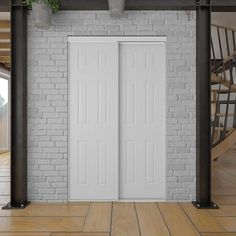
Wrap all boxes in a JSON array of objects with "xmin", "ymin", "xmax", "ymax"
[
  {"xmin": 119, "ymin": 43, "xmax": 166, "ymax": 199},
  {"xmin": 69, "ymin": 42, "xmax": 118, "ymax": 200}
]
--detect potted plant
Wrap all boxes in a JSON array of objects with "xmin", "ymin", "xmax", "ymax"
[
  {"xmin": 108, "ymin": 0, "xmax": 126, "ymax": 17},
  {"xmin": 24, "ymin": 0, "xmax": 59, "ymax": 29}
]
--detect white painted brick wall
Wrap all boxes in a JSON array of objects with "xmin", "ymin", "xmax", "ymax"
[{"xmin": 28, "ymin": 10, "xmax": 196, "ymax": 202}]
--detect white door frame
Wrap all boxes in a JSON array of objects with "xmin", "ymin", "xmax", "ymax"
[{"xmin": 68, "ymin": 36, "xmax": 167, "ymax": 201}]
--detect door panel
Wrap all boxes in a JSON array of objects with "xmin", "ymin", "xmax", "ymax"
[
  {"xmin": 119, "ymin": 43, "xmax": 166, "ymax": 199},
  {"xmin": 69, "ymin": 38, "xmax": 166, "ymax": 201},
  {"xmin": 69, "ymin": 42, "xmax": 119, "ymax": 200}
]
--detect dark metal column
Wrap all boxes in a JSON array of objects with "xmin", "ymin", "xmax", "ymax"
[
  {"xmin": 3, "ymin": 0, "xmax": 29, "ymax": 209},
  {"xmin": 193, "ymin": 0, "xmax": 217, "ymax": 209}
]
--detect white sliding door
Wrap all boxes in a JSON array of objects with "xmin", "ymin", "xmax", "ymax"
[
  {"xmin": 119, "ymin": 43, "xmax": 166, "ymax": 199},
  {"xmin": 69, "ymin": 41, "xmax": 119, "ymax": 200},
  {"xmin": 69, "ymin": 37, "xmax": 166, "ymax": 201}
]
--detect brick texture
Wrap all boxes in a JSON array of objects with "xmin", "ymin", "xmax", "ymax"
[{"xmin": 28, "ymin": 11, "xmax": 196, "ymax": 202}]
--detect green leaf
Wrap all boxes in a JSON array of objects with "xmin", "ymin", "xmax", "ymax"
[{"xmin": 24, "ymin": 0, "xmax": 59, "ymax": 13}]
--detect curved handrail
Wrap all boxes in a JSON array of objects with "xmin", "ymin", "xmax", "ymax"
[
  {"xmin": 212, "ymin": 24, "xmax": 236, "ymax": 33},
  {"xmin": 212, "ymin": 50, "xmax": 236, "ymax": 74},
  {"xmin": 212, "ymin": 129, "xmax": 236, "ymax": 160}
]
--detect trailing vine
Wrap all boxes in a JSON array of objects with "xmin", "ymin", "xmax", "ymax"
[{"xmin": 24, "ymin": 0, "xmax": 59, "ymax": 13}]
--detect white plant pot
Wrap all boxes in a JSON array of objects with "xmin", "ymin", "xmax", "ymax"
[
  {"xmin": 108, "ymin": 0, "xmax": 126, "ymax": 17},
  {"xmin": 32, "ymin": 1, "xmax": 52, "ymax": 30}
]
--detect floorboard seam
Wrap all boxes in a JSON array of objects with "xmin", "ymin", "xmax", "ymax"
[
  {"xmin": 134, "ymin": 202, "xmax": 142, "ymax": 236},
  {"xmin": 81, "ymin": 202, "xmax": 91, "ymax": 232},
  {"xmin": 155, "ymin": 202, "xmax": 172, "ymax": 236},
  {"xmin": 109, "ymin": 202, "xmax": 113, "ymax": 236},
  {"xmin": 178, "ymin": 202, "xmax": 202, "ymax": 235}
]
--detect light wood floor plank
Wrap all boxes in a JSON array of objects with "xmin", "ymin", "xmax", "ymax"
[
  {"xmin": 135, "ymin": 202, "xmax": 170, "ymax": 236},
  {"xmin": 0, "ymin": 217, "xmax": 84, "ymax": 232},
  {"xmin": 158, "ymin": 203, "xmax": 200, "ymax": 236},
  {"xmin": 0, "ymin": 234, "xmax": 50, "ymax": 236},
  {"xmin": 0, "ymin": 204, "xmax": 89, "ymax": 217},
  {"xmin": 180, "ymin": 203, "xmax": 225, "ymax": 232},
  {"xmin": 202, "ymin": 233, "xmax": 236, "ymax": 236},
  {"xmin": 216, "ymin": 217, "xmax": 236, "ymax": 231},
  {"xmin": 83, "ymin": 203, "xmax": 111, "ymax": 232},
  {"xmin": 213, "ymin": 196, "xmax": 236, "ymax": 205},
  {"xmin": 213, "ymin": 188, "xmax": 236, "ymax": 196},
  {"xmin": 111, "ymin": 202, "xmax": 140, "ymax": 236},
  {"xmin": 52, "ymin": 233, "xmax": 109, "ymax": 236},
  {"xmin": 208, "ymin": 205, "xmax": 236, "ymax": 217}
]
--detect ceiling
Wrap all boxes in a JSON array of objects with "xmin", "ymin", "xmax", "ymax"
[
  {"xmin": 212, "ymin": 12, "xmax": 236, "ymax": 29},
  {"xmin": 0, "ymin": 12, "xmax": 10, "ymax": 70}
]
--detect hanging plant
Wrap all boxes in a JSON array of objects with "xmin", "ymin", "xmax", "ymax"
[
  {"xmin": 24, "ymin": 0, "xmax": 59, "ymax": 30},
  {"xmin": 108, "ymin": 0, "xmax": 126, "ymax": 17}
]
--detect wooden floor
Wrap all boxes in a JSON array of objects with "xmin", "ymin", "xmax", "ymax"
[
  {"xmin": 0, "ymin": 150, "xmax": 235, "ymax": 235},
  {"xmin": 0, "ymin": 201, "xmax": 235, "ymax": 235},
  {"xmin": 0, "ymin": 152, "xmax": 10, "ymax": 205},
  {"xmin": 212, "ymin": 146, "xmax": 236, "ymax": 204}
]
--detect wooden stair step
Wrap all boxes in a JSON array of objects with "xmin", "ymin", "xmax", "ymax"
[
  {"xmin": 211, "ymin": 88, "xmax": 236, "ymax": 93},
  {"xmin": 212, "ymin": 128, "xmax": 236, "ymax": 160},
  {"xmin": 211, "ymin": 127, "xmax": 232, "ymax": 131},
  {"xmin": 211, "ymin": 73, "xmax": 222, "ymax": 83},
  {"xmin": 0, "ymin": 21, "xmax": 10, "ymax": 30},
  {"xmin": 216, "ymin": 113, "xmax": 234, "ymax": 117},
  {"xmin": 211, "ymin": 74, "xmax": 236, "ymax": 92},
  {"xmin": 211, "ymin": 100, "xmax": 236, "ymax": 104},
  {"xmin": 211, "ymin": 113, "xmax": 234, "ymax": 117}
]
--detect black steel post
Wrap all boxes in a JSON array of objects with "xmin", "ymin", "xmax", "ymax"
[
  {"xmin": 193, "ymin": 0, "xmax": 218, "ymax": 209},
  {"xmin": 2, "ymin": 0, "xmax": 29, "ymax": 209}
]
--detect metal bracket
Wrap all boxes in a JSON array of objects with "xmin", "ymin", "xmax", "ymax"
[
  {"xmin": 192, "ymin": 201, "xmax": 219, "ymax": 209},
  {"xmin": 2, "ymin": 201, "xmax": 30, "ymax": 210},
  {"xmin": 196, "ymin": 0, "xmax": 211, "ymax": 7}
]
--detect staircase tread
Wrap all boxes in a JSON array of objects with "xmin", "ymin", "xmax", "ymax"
[
  {"xmin": 211, "ymin": 73, "xmax": 236, "ymax": 91},
  {"xmin": 217, "ymin": 113, "xmax": 234, "ymax": 116},
  {"xmin": 211, "ymin": 73, "xmax": 222, "ymax": 83},
  {"xmin": 211, "ymin": 127, "xmax": 232, "ymax": 131},
  {"xmin": 212, "ymin": 128, "xmax": 236, "ymax": 160},
  {"xmin": 211, "ymin": 88, "xmax": 236, "ymax": 93},
  {"xmin": 211, "ymin": 113, "xmax": 234, "ymax": 117}
]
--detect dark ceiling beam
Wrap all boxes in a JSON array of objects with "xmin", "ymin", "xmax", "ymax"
[
  {"xmin": 211, "ymin": 0, "xmax": 236, "ymax": 11},
  {"xmin": 2, "ymin": 0, "xmax": 236, "ymax": 11},
  {"xmin": 125, "ymin": 0, "xmax": 196, "ymax": 10},
  {"xmin": 59, "ymin": 0, "xmax": 236, "ymax": 11},
  {"xmin": 59, "ymin": 0, "xmax": 109, "ymax": 10},
  {"xmin": 59, "ymin": 0, "xmax": 197, "ymax": 10}
]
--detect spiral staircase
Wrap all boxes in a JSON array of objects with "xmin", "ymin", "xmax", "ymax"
[{"xmin": 211, "ymin": 24, "xmax": 236, "ymax": 160}]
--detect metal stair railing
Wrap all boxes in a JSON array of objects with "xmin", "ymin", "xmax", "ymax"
[
  {"xmin": 211, "ymin": 51, "xmax": 236, "ymax": 148},
  {"xmin": 211, "ymin": 24, "xmax": 236, "ymax": 149},
  {"xmin": 211, "ymin": 24, "xmax": 236, "ymax": 67}
]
